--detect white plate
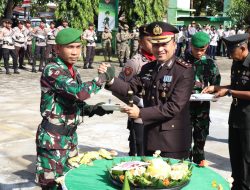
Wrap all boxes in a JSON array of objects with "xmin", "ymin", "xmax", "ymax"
[
  {"xmin": 190, "ymin": 94, "xmax": 216, "ymax": 101},
  {"xmin": 101, "ymin": 104, "xmax": 121, "ymax": 111}
]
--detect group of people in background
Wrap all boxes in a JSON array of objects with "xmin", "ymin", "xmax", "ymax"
[{"xmin": 176, "ymin": 21, "xmax": 250, "ymax": 59}]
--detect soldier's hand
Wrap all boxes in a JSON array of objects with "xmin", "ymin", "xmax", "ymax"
[
  {"xmin": 202, "ymin": 86, "xmax": 215, "ymax": 94},
  {"xmin": 98, "ymin": 63, "xmax": 109, "ymax": 74},
  {"xmin": 121, "ymin": 104, "xmax": 140, "ymax": 119},
  {"xmin": 89, "ymin": 102, "xmax": 113, "ymax": 117}
]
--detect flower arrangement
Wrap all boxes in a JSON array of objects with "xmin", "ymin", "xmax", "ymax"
[{"xmin": 109, "ymin": 151, "xmax": 193, "ymax": 189}]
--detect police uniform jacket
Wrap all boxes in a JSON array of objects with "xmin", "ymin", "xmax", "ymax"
[
  {"xmin": 13, "ymin": 26, "xmax": 26, "ymax": 47},
  {"xmin": 1, "ymin": 27, "xmax": 15, "ymax": 50},
  {"xmin": 33, "ymin": 26, "xmax": 46, "ymax": 47},
  {"xmin": 108, "ymin": 57, "xmax": 194, "ymax": 152},
  {"xmin": 229, "ymin": 53, "xmax": 250, "ymax": 129}
]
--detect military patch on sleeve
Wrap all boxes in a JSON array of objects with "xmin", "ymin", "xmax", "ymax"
[
  {"xmin": 176, "ymin": 57, "xmax": 192, "ymax": 68},
  {"xmin": 124, "ymin": 66, "xmax": 133, "ymax": 77}
]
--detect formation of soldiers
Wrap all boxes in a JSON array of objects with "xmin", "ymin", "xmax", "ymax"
[
  {"xmin": 0, "ymin": 18, "xmax": 69, "ymax": 74},
  {"xmin": 176, "ymin": 21, "xmax": 250, "ymax": 58}
]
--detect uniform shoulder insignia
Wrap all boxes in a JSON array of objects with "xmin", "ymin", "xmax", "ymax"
[{"xmin": 176, "ymin": 57, "xmax": 192, "ymax": 68}]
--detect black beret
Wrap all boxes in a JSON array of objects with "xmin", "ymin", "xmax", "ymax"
[
  {"xmin": 223, "ymin": 33, "xmax": 249, "ymax": 52},
  {"xmin": 146, "ymin": 21, "xmax": 179, "ymax": 43},
  {"xmin": 139, "ymin": 24, "xmax": 150, "ymax": 37},
  {"xmin": 40, "ymin": 18, "xmax": 46, "ymax": 23},
  {"xmin": 5, "ymin": 19, "xmax": 13, "ymax": 24}
]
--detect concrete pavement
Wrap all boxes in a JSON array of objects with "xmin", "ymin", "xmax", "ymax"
[{"xmin": 0, "ymin": 56, "xmax": 232, "ymax": 189}]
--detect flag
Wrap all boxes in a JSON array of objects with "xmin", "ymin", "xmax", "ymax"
[{"xmin": 22, "ymin": 0, "xmax": 31, "ymax": 7}]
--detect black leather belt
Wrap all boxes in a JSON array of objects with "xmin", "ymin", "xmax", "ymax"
[{"xmin": 41, "ymin": 119, "xmax": 77, "ymax": 136}]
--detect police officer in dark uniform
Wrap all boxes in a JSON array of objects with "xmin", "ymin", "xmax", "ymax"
[
  {"xmin": 203, "ymin": 33, "xmax": 250, "ymax": 190},
  {"xmin": 106, "ymin": 21, "xmax": 194, "ymax": 159}
]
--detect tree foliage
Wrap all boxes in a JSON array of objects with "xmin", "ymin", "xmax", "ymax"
[
  {"xmin": 54, "ymin": 0, "xmax": 99, "ymax": 29},
  {"xmin": 192, "ymin": 0, "xmax": 224, "ymax": 16},
  {"xmin": 225, "ymin": 0, "xmax": 250, "ymax": 25},
  {"xmin": 120, "ymin": 0, "xmax": 167, "ymax": 26}
]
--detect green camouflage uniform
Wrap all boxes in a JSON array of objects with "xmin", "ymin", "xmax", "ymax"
[
  {"xmin": 119, "ymin": 30, "xmax": 131, "ymax": 67},
  {"xmin": 36, "ymin": 57, "xmax": 103, "ymax": 188},
  {"xmin": 184, "ymin": 53, "xmax": 221, "ymax": 164}
]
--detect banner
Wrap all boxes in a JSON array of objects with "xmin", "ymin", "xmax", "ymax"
[
  {"xmin": 98, "ymin": 0, "xmax": 118, "ymax": 31},
  {"xmin": 22, "ymin": 0, "xmax": 31, "ymax": 7}
]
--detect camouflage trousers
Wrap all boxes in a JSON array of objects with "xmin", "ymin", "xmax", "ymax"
[
  {"xmin": 36, "ymin": 145, "xmax": 78, "ymax": 189},
  {"xmin": 190, "ymin": 101, "xmax": 210, "ymax": 164}
]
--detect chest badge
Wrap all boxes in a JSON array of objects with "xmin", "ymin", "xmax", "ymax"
[{"xmin": 163, "ymin": 75, "xmax": 172, "ymax": 83}]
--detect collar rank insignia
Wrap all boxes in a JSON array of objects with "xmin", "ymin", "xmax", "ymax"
[
  {"xmin": 153, "ymin": 25, "xmax": 162, "ymax": 35},
  {"xmin": 163, "ymin": 75, "xmax": 172, "ymax": 83}
]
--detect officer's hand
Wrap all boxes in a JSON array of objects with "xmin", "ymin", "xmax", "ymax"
[
  {"xmin": 201, "ymin": 86, "xmax": 215, "ymax": 94},
  {"xmin": 121, "ymin": 104, "xmax": 140, "ymax": 119},
  {"xmin": 89, "ymin": 102, "xmax": 113, "ymax": 117}
]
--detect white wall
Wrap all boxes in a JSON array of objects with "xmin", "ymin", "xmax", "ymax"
[{"xmin": 177, "ymin": 0, "xmax": 190, "ymax": 10}]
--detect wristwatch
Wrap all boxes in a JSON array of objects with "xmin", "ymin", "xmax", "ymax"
[{"xmin": 227, "ymin": 89, "xmax": 232, "ymax": 97}]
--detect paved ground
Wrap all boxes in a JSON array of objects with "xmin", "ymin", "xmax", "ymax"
[{"xmin": 0, "ymin": 56, "xmax": 232, "ymax": 189}]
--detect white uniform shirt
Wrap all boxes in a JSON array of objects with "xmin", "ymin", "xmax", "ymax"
[
  {"xmin": 13, "ymin": 26, "xmax": 26, "ymax": 47},
  {"xmin": 1, "ymin": 27, "xmax": 15, "ymax": 49},
  {"xmin": 82, "ymin": 29, "xmax": 97, "ymax": 47}
]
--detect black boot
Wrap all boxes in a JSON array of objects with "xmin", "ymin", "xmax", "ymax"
[
  {"xmin": 88, "ymin": 63, "xmax": 94, "ymax": 69},
  {"xmin": 6, "ymin": 69, "xmax": 11, "ymax": 75},
  {"xmin": 14, "ymin": 69, "xmax": 20, "ymax": 74}
]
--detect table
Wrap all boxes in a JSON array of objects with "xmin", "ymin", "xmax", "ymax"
[{"xmin": 64, "ymin": 157, "xmax": 230, "ymax": 190}]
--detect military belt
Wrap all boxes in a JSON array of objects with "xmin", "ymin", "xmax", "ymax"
[{"xmin": 41, "ymin": 119, "xmax": 77, "ymax": 136}]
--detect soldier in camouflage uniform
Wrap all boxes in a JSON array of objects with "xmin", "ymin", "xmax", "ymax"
[
  {"xmin": 183, "ymin": 32, "xmax": 221, "ymax": 164},
  {"xmin": 116, "ymin": 25, "xmax": 123, "ymax": 64},
  {"xmin": 35, "ymin": 28, "xmax": 115, "ymax": 189},
  {"xmin": 101, "ymin": 26, "xmax": 112, "ymax": 62},
  {"xmin": 119, "ymin": 24, "xmax": 132, "ymax": 67},
  {"xmin": 130, "ymin": 26, "xmax": 139, "ymax": 58}
]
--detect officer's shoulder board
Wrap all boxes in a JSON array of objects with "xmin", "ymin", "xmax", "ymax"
[{"xmin": 175, "ymin": 57, "xmax": 192, "ymax": 68}]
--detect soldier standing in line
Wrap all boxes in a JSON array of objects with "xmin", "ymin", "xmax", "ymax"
[
  {"xmin": 56, "ymin": 19, "xmax": 69, "ymax": 32},
  {"xmin": 116, "ymin": 25, "xmax": 123, "ymax": 64},
  {"xmin": 106, "ymin": 22, "xmax": 194, "ymax": 159},
  {"xmin": 82, "ymin": 23, "xmax": 97, "ymax": 69},
  {"xmin": 35, "ymin": 28, "xmax": 115, "ymax": 189},
  {"xmin": 32, "ymin": 18, "xmax": 47, "ymax": 72},
  {"xmin": 45, "ymin": 21, "xmax": 57, "ymax": 64},
  {"xmin": 13, "ymin": 20, "xmax": 26, "ymax": 69},
  {"xmin": 119, "ymin": 24, "xmax": 131, "ymax": 67},
  {"xmin": 0, "ymin": 19, "xmax": 19, "ymax": 74},
  {"xmin": 101, "ymin": 26, "xmax": 112, "ymax": 62},
  {"xmin": 24, "ymin": 20, "xmax": 33, "ymax": 66},
  {"xmin": 0, "ymin": 19, "xmax": 7, "ymax": 65},
  {"xmin": 203, "ymin": 33, "xmax": 250, "ymax": 190},
  {"xmin": 130, "ymin": 26, "xmax": 139, "ymax": 58},
  {"xmin": 183, "ymin": 32, "xmax": 221, "ymax": 165},
  {"xmin": 116, "ymin": 24, "xmax": 156, "ymax": 156}
]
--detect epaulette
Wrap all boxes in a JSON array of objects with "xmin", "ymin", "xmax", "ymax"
[{"xmin": 175, "ymin": 57, "xmax": 192, "ymax": 68}]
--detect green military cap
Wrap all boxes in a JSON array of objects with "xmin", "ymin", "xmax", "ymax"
[
  {"xmin": 146, "ymin": 21, "xmax": 179, "ymax": 43},
  {"xmin": 191, "ymin": 32, "xmax": 210, "ymax": 48},
  {"xmin": 222, "ymin": 33, "xmax": 249, "ymax": 52},
  {"xmin": 55, "ymin": 28, "xmax": 82, "ymax": 45}
]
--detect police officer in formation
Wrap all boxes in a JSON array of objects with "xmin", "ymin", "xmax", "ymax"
[
  {"xmin": 203, "ymin": 33, "xmax": 250, "ymax": 190},
  {"xmin": 45, "ymin": 21, "xmax": 57, "ymax": 64},
  {"xmin": 106, "ymin": 21, "xmax": 194, "ymax": 159},
  {"xmin": 101, "ymin": 25, "xmax": 112, "ymax": 62},
  {"xmin": 183, "ymin": 31, "xmax": 221, "ymax": 164},
  {"xmin": 116, "ymin": 24, "xmax": 156, "ymax": 156},
  {"xmin": 32, "ymin": 18, "xmax": 47, "ymax": 72},
  {"xmin": 13, "ymin": 20, "xmax": 26, "ymax": 69},
  {"xmin": 0, "ymin": 19, "xmax": 19, "ymax": 74},
  {"xmin": 24, "ymin": 20, "xmax": 33, "ymax": 65},
  {"xmin": 0, "ymin": 19, "xmax": 7, "ymax": 64},
  {"xmin": 82, "ymin": 23, "xmax": 97, "ymax": 69}
]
